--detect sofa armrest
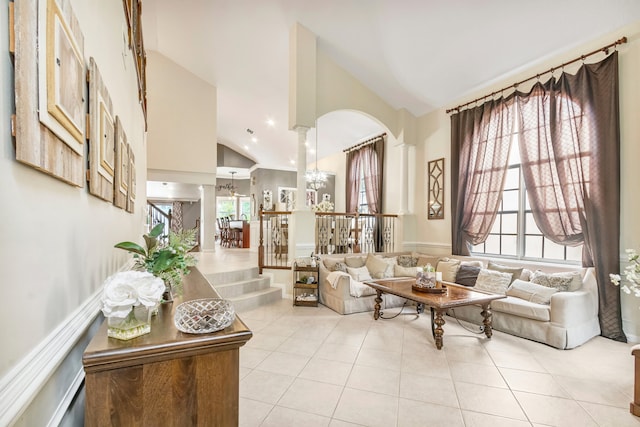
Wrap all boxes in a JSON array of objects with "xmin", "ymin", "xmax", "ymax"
[
  {"xmin": 550, "ymin": 290, "xmax": 597, "ymax": 327},
  {"xmin": 318, "ymin": 263, "xmax": 353, "ymax": 299}
]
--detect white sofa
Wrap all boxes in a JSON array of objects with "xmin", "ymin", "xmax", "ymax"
[{"xmin": 318, "ymin": 252, "xmax": 601, "ymax": 349}]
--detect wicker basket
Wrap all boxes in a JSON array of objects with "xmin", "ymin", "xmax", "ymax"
[{"xmin": 174, "ymin": 298, "xmax": 235, "ymax": 334}]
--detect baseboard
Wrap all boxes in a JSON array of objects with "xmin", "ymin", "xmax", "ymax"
[
  {"xmin": 0, "ymin": 289, "xmax": 102, "ymax": 426},
  {"xmin": 403, "ymin": 241, "xmax": 452, "ymax": 254},
  {"xmin": 626, "ymin": 333, "xmax": 640, "ymax": 344}
]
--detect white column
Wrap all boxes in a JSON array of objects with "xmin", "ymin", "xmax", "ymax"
[
  {"xmin": 200, "ymin": 184, "xmax": 216, "ymax": 251},
  {"xmin": 295, "ymin": 126, "xmax": 309, "ymax": 211},
  {"xmin": 399, "ymin": 143, "xmax": 409, "ymax": 215}
]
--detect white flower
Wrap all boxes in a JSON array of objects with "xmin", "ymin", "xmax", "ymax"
[
  {"xmin": 612, "ymin": 249, "xmax": 640, "ymax": 300},
  {"xmin": 136, "ymin": 275, "xmax": 166, "ymax": 307},
  {"xmin": 101, "ymin": 271, "xmax": 165, "ymax": 318}
]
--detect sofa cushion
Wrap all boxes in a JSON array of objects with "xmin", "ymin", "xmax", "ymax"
[
  {"xmin": 531, "ymin": 270, "xmax": 582, "ymax": 292},
  {"xmin": 414, "ymin": 253, "xmax": 441, "ymax": 269},
  {"xmin": 394, "ymin": 264, "xmax": 418, "ymax": 277},
  {"xmin": 397, "ymin": 255, "xmax": 418, "ymax": 268},
  {"xmin": 492, "ymin": 296, "xmax": 551, "ymax": 321},
  {"xmin": 323, "ymin": 257, "xmax": 344, "ymax": 271},
  {"xmin": 461, "ymin": 260, "xmax": 484, "ymax": 268},
  {"xmin": 455, "ymin": 264, "xmax": 481, "ymax": 287},
  {"xmin": 507, "ymin": 279, "xmax": 558, "ymax": 305},
  {"xmin": 474, "ymin": 269, "xmax": 512, "ymax": 294},
  {"xmin": 487, "ymin": 261, "xmax": 523, "ymax": 284},
  {"xmin": 436, "ymin": 258, "xmax": 461, "ymax": 282},
  {"xmin": 345, "ymin": 256, "xmax": 366, "ymax": 268},
  {"xmin": 346, "ymin": 266, "xmax": 372, "ymax": 282},
  {"xmin": 366, "ymin": 254, "xmax": 388, "ymax": 278}
]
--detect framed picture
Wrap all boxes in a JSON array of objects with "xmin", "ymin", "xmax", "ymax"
[
  {"xmin": 428, "ymin": 158, "xmax": 445, "ymax": 220},
  {"xmin": 88, "ymin": 58, "xmax": 115, "ymax": 202},
  {"xmin": 263, "ymin": 190, "xmax": 273, "ymax": 211},
  {"xmin": 306, "ymin": 189, "xmax": 317, "ymax": 207},
  {"xmin": 127, "ymin": 144, "xmax": 136, "ymax": 213},
  {"xmin": 114, "ymin": 117, "xmax": 129, "ymax": 210},
  {"xmin": 38, "ymin": 0, "xmax": 86, "ymax": 154},
  {"xmin": 278, "ymin": 187, "xmax": 296, "ymax": 211}
]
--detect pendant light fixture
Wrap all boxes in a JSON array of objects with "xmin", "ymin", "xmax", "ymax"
[{"xmin": 306, "ymin": 121, "xmax": 327, "ymax": 191}]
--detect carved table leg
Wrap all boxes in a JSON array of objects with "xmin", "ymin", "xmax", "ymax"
[
  {"xmin": 481, "ymin": 304, "xmax": 493, "ymax": 339},
  {"xmin": 433, "ymin": 309, "xmax": 445, "ymax": 350},
  {"xmin": 373, "ymin": 290, "xmax": 382, "ymax": 320}
]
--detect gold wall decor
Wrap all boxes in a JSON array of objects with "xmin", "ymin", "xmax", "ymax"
[
  {"xmin": 428, "ymin": 158, "xmax": 445, "ymax": 220},
  {"xmin": 13, "ymin": 0, "xmax": 84, "ymax": 186},
  {"xmin": 88, "ymin": 58, "xmax": 115, "ymax": 202},
  {"xmin": 127, "ymin": 145, "xmax": 136, "ymax": 213}
]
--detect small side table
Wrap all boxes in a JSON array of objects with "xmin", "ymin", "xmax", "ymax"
[{"xmin": 293, "ymin": 262, "xmax": 319, "ymax": 307}]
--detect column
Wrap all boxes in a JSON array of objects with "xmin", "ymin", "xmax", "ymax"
[
  {"xmin": 200, "ymin": 184, "xmax": 216, "ymax": 251},
  {"xmin": 295, "ymin": 125, "xmax": 309, "ymax": 211},
  {"xmin": 399, "ymin": 143, "xmax": 409, "ymax": 215}
]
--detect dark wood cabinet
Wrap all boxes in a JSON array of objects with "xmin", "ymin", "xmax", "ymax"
[
  {"xmin": 293, "ymin": 262, "xmax": 319, "ymax": 307},
  {"xmin": 82, "ymin": 268, "xmax": 252, "ymax": 426}
]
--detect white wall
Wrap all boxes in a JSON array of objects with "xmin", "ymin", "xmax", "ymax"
[
  {"xmin": 0, "ymin": 0, "xmax": 146, "ymax": 424},
  {"xmin": 146, "ymin": 51, "xmax": 217, "ymax": 176}
]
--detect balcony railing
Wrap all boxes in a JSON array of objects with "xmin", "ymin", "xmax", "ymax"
[{"xmin": 258, "ymin": 207, "xmax": 397, "ymax": 273}]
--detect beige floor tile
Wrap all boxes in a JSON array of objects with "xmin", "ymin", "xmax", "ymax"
[
  {"xmin": 240, "ymin": 370, "xmax": 295, "ymax": 404},
  {"xmin": 240, "ymin": 347, "xmax": 271, "ymax": 369},
  {"xmin": 355, "ymin": 347, "xmax": 402, "ymax": 371},
  {"xmin": 500, "ymin": 367, "xmax": 570, "ymax": 398},
  {"xmin": 579, "ymin": 401, "xmax": 640, "ymax": 427},
  {"xmin": 449, "ymin": 360, "xmax": 508, "ymax": 388},
  {"xmin": 290, "ymin": 324, "xmax": 336, "ymax": 341},
  {"xmin": 299, "ymin": 358, "xmax": 354, "ymax": 385},
  {"xmin": 346, "ymin": 364, "xmax": 401, "ymax": 396},
  {"xmin": 488, "ymin": 348, "xmax": 547, "ymax": 372},
  {"xmin": 261, "ymin": 406, "xmax": 331, "ymax": 427},
  {"xmin": 400, "ymin": 349, "xmax": 451, "ymax": 379},
  {"xmin": 399, "ymin": 371, "xmax": 459, "ymax": 408},
  {"xmin": 328, "ymin": 420, "xmax": 365, "ymax": 427},
  {"xmin": 398, "ymin": 398, "xmax": 464, "ymax": 427},
  {"xmin": 239, "ymin": 366, "xmax": 252, "ymax": 380},
  {"xmin": 455, "ymin": 382, "xmax": 527, "ymax": 420},
  {"xmin": 239, "ymin": 398, "xmax": 273, "ymax": 427},
  {"xmin": 314, "ymin": 342, "xmax": 361, "ymax": 364},
  {"xmin": 514, "ymin": 391, "xmax": 598, "ymax": 426},
  {"xmin": 554, "ymin": 375, "xmax": 631, "ymax": 408},
  {"xmin": 361, "ymin": 328, "xmax": 404, "ymax": 352},
  {"xmin": 324, "ymin": 328, "xmax": 368, "ymax": 347},
  {"xmin": 244, "ymin": 333, "xmax": 289, "ymax": 351},
  {"xmin": 333, "ymin": 388, "xmax": 399, "ymax": 427},
  {"xmin": 256, "ymin": 350, "xmax": 311, "ymax": 376},
  {"xmin": 278, "ymin": 378, "xmax": 344, "ymax": 417},
  {"xmin": 461, "ymin": 411, "xmax": 533, "ymax": 427},
  {"xmin": 276, "ymin": 336, "xmax": 324, "ymax": 357},
  {"xmin": 445, "ymin": 343, "xmax": 495, "ymax": 365}
]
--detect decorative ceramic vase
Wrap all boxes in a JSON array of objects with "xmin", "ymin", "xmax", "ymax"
[
  {"xmin": 416, "ymin": 271, "xmax": 436, "ymax": 288},
  {"xmin": 107, "ymin": 304, "xmax": 152, "ymax": 340}
]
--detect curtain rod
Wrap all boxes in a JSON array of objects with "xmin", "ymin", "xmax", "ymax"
[
  {"xmin": 446, "ymin": 36, "xmax": 627, "ymax": 114},
  {"xmin": 343, "ymin": 133, "xmax": 386, "ymax": 153}
]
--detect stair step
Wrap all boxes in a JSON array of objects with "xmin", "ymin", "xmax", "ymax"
[
  {"xmin": 228, "ymin": 287, "xmax": 283, "ymax": 312},
  {"xmin": 213, "ymin": 277, "xmax": 272, "ymax": 298},
  {"xmin": 205, "ymin": 267, "xmax": 259, "ymax": 284}
]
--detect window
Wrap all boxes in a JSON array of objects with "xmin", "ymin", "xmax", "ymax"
[
  {"xmin": 217, "ymin": 196, "xmax": 251, "ymax": 220},
  {"xmin": 357, "ymin": 171, "xmax": 369, "ymax": 214},
  {"xmin": 470, "ymin": 135, "xmax": 582, "ymax": 263}
]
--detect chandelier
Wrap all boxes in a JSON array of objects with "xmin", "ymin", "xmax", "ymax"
[
  {"xmin": 217, "ymin": 171, "xmax": 238, "ymax": 196},
  {"xmin": 306, "ymin": 123, "xmax": 328, "ymax": 191}
]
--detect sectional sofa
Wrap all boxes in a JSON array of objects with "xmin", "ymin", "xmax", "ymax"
[{"xmin": 318, "ymin": 252, "xmax": 601, "ymax": 349}]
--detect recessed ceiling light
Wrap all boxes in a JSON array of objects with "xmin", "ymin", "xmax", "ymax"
[
  {"xmin": 290, "ymin": 159, "xmax": 295, "ymax": 165},
  {"xmin": 266, "ymin": 118, "xmax": 275, "ymax": 127},
  {"xmin": 251, "ymin": 137, "xmax": 258, "ymax": 143},
  {"xmin": 244, "ymin": 145, "xmax": 249, "ymax": 150},
  {"xmin": 162, "ymin": 182, "xmax": 168, "ymax": 186}
]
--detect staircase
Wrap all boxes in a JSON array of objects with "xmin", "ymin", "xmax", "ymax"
[{"xmin": 204, "ymin": 266, "xmax": 282, "ymax": 312}]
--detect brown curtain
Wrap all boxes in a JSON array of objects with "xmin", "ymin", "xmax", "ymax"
[
  {"xmin": 171, "ymin": 201, "xmax": 183, "ymax": 232},
  {"xmin": 451, "ymin": 98, "xmax": 514, "ymax": 255},
  {"xmin": 363, "ymin": 137, "xmax": 385, "ymax": 214},
  {"xmin": 345, "ymin": 149, "xmax": 361, "ymax": 212},
  {"xmin": 516, "ymin": 53, "xmax": 623, "ymax": 341}
]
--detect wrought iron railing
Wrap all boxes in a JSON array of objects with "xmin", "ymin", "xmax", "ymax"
[
  {"xmin": 259, "ymin": 208, "xmax": 292, "ymax": 273},
  {"xmin": 147, "ymin": 201, "xmax": 172, "ymax": 243}
]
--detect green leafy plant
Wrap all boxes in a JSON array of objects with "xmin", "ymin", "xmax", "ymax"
[{"xmin": 115, "ymin": 224, "xmax": 198, "ymax": 296}]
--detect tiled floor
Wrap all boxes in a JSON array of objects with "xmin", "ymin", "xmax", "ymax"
[{"xmin": 197, "ymin": 249, "xmax": 640, "ymax": 427}]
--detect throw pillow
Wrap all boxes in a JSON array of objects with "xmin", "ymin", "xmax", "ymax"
[
  {"xmin": 487, "ymin": 261, "xmax": 523, "ymax": 285},
  {"xmin": 461, "ymin": 260, "xmax": 484, "ymax": 268},
  {"xmin": 398, "ymin": 255, "xmax": 418, "ymax": 268},
  {"xmin": 436, "ymin": 258, "xmax": 461, "ymax": 282},
  {"xmin": 474, "ymin": 269, "xmax": 512, "ymax": 295},
  {"xmin": 455, "ymin": 264, "xmax": 481, "ymax": 287},
  {"xmin": 415, "ymin": 253, "xmax": 441, "ymax": 269},
  {"xmin": 506, "ymin": 279, "xmax": 558, "ymax": 305},
  {"xmin": 530, "ymin": 270, "xmax": 582, "ymax": 292},
  {"xmin": 345, "ymin": 256, "xmax": 366, "ymax": 268},
  {"xmin": 323, "ymin": 257, "xmax": 343, "ymax": 271},
  {"xmin": 332, "ymin": 262, "xmax": 347, "ymax": 273},
  {"xmin": 366, "ymin": 253, "xmax": 390, "ymax": 279},
  {"xmin": 346, "ymin": 266, "xmax": 373, "ymax": 282},
  {"xmin": 520, "ymin": 268, "xmax": 533, "ymax": 281},
  {"xmin": 394, "ymin": 264, "xmax": 418, "ymax": 277}
]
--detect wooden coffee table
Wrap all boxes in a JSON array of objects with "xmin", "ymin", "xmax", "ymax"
[{"xmin": 364, "ymin": 278, "xmax": 505, "ymax": 350}]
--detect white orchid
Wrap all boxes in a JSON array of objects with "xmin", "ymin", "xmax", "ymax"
[
  {"xmin": 101, "ymin": 271, "xmax": 165, "ymax": 318},
  {"xmin": 610, "ymin": 249, "xmax": 640, "ymax": 300}
]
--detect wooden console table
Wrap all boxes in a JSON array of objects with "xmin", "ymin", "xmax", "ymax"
[{"xmin": 82, "ymin": 268, "xmax": 252, "ymax": 426}]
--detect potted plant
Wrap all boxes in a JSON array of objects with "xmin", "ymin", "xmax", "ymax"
[{"xmin": 115, "ymin": 223, "xmax": 198, "ymax": 300}]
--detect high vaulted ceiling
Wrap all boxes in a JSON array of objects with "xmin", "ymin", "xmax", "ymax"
[{"xmin": 143, "ymin": 0, "xmax": 640, "ymax": 173}]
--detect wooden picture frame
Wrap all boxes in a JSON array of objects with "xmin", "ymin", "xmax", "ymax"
[
  {"xmin": 306, "ymin": 189, "xmax": 317, "ymax": 207},
  {"xmin": 88, "ymin": 58, "xmax": 115, "ymax": 202},
  {"xmin": 114, "ymin": 117, "xmax": 129, "ymax": 210},
  {"xmin": 13, "ymin": 0, "xmax": 84, "ymax": 187},
  {"xmin": 428, "ymin": 158, "xmax": 445, "ymax": 220},
  {"xmin": 127, "ymin": 144, "xmax": 136, "ymax": 213},
  {"xmin": 38, "ymin": 0, "xmax": 86, "ymax": 154}
]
